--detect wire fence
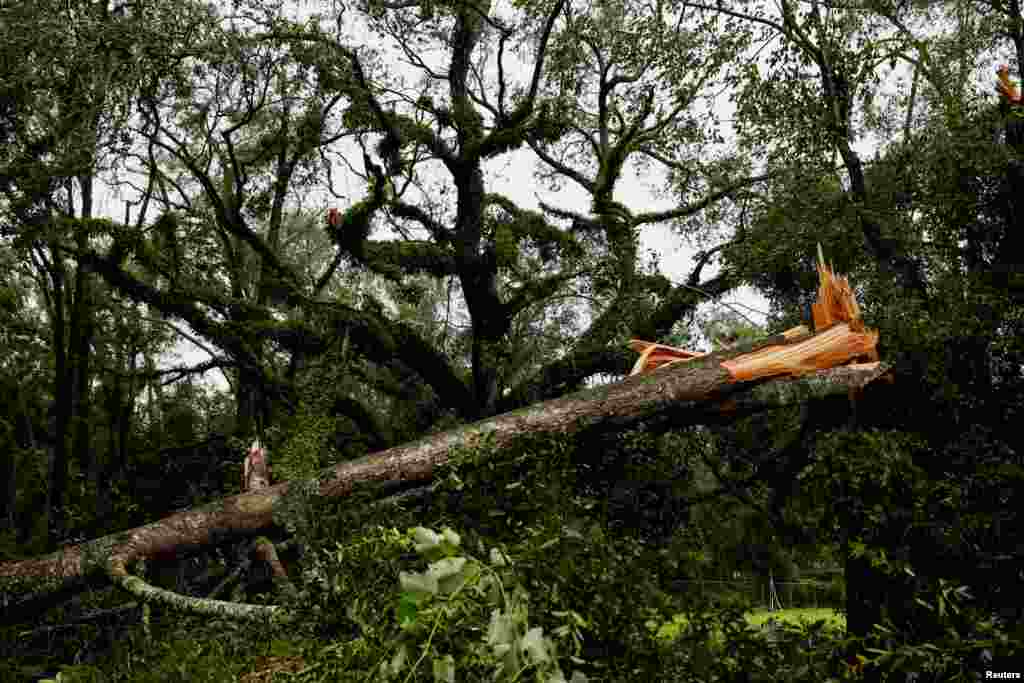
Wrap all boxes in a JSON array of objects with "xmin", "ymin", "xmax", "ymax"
[{"xmin": 669, "ymin": 577, "xmax": 843, "ymax": 610}]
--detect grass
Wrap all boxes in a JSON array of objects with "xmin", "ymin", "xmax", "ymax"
[
  {"xmin": 746, "ymin": 607, "xmax": 845, "ymax": 629},
  {"xmin": 655, "ymin": 606, "xmax": 845, "ymax": 643}
]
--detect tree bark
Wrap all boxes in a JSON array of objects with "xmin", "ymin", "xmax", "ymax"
[
  {"xmin": 70, "ymin": 224, "xmax": 96, "ymax": 536},
  {"xmin": 0, "ymin": 323, "xmax": 887, "ymax": 619},
  {"xmin": 44, "ymin": 243, "xmax": 70, "ymax": 546}
]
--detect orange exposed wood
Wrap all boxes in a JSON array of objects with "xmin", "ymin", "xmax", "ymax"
[
  {"xmin": 722, "ymin": 322, "xmax": 878, "ymax": 382},
  {"xmin": 629, "ymin": 244, "xmax": 879, "ymax": 377},
  {"xmin": 997, "ymin": 64, "xmax": 1021, "ymax": 104},
  {"xmin": 627, "ymin": 340, "xmax": 707, "ymax": 375}
]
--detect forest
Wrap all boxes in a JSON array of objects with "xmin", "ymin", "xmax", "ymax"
[{"xmin": 0, "ymin": 0, "xmax": 1022, "ymax": 680}]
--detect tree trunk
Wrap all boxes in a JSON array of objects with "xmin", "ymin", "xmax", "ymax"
[
  {"xmin": 98, "ymin": 368, "xmax": 128, "ymax": 525},
  {"xmin": 4, "ymin": 387, "xmax": 38, "ymax": 531},
  {"xmin": 45, "ymin": 246, "xmax": 70, "ymax": 547},
  {"xmin": 234, "ymin": 365, "xmax": 270, "ymax": 439},
  {"xmin": 144, "ymin": 351, "xmax": 164, "ymax": 440},
  {"xmin": 996, "ymin": 158, "xmax": 1024, "ymax": 268},
  {"xmin": 70, "ymin": 235, "xmax": 95, "ymax": 532},
  {"xmin": 0, "ymin": 399, "xmax": 16, "ymax": 530},
  {"xmin": 0, "ymin": 323, "xmax": 888, "ymax": 616},
  {"xmin": 114, "ymin": 352, "xmax": 138, "ymax": 491},
  {"xmin": 844, "ymin": 552, "xmax": 884, "ymax": 683}
]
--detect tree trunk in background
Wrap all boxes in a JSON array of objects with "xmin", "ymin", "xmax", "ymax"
[
  {"xmin": 0, "ymin": 404, "xmax": 15, "ymax": 529},
  {"xmin": 97, "ymin": 347, "xmax": 137, "ymax": 523},
  {"xmin": 98, "ymin": 375, "xmax": 122, "ymax": 524},
  {"xmin": 42, "ymin": 182, "xmax": 100, "ymax": 548},
  {"xmin": 844, "ymin": 553, "xmax": 884, "ymax": 683},
  {"xmin": 996, "ymin": 159, "xmax": 1024, "ymax": 268},
  {"xmin": 234, "ymin": 366, "xmax": 270, "ymax": 439},
  {"xmin": 991, "ymin": 95, "xmax": 1024, "ymax": 276},
  {"xmin": 4, "ymin": 388, "xmax": 38, "ymax": 531},
  {"xmin": 45, "ymin": 245, "xmax": 70, "ymax": 547},
  {"xmin": 71, "ymin": 177, "xmax": 98, "ymax": 530},
  {"xmin": 117, "ymin": 353, "xmax": 138, "ymax": 491},
  {"xmin": 70, "ymin": 264, "xmax": 95, "ymax": 534},
  {"xmin": 145, "ymin": 351, "xmax": 164, "ymax": 441}
]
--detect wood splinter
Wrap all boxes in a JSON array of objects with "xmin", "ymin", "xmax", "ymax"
[{"xmin": 628, "ymin": 243, "xmax": 879, "ymax": 381}]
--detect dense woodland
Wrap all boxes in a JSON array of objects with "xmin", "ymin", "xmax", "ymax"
[{"xmin": 1, "ymin": 0, "xmax": 1023, "ymax": 680}]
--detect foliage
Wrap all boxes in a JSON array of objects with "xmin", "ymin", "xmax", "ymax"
[
  {"xmin": 266, "ymin": 402, "xmax": 340, "ymax": 483},
  {"xmin": 96, "ymin": 613, "xmax": 262, "ymax": 683},
  {"xmin": 8, "ymin": 420, "xmax": 1018, "ymax": 682},
  {"xmin": 853, "ymin": 577, "xmax": 1024, "ymax": 682},
  {"xmin": 287, "ymin": 524, "xmax": 590, "ymax": 682}
]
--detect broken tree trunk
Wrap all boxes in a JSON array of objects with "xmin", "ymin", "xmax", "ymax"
[
  {"xmin": 0, "ymin": 341, "xmax": 887, "ymax": 616},
  {"xmin": 0, "ymin": 246, "xmax": 886, "ymax": 621}
]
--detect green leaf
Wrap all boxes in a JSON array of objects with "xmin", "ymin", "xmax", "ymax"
[
  {"xmin": 396, "ymin": 592, "xmax": 422, "ymax": 627},
  {"xmin": 428, "ymin": 556, "xmax": 467, "ymax": 581},
  {"xmin": 411, "ymin": 527, "xmax": 442, "ymax": 552},
  {"xmin": 269, "ymin": 639, "xmax": 301, "ymax": 657},
  {"xmin": 400, "ymin": 570, "xmax": 438, "ymax": 596},
  {"xmin": 432, "ymin": 654, "xmax": 455, "ymax": 683},
  {"xmin": 487, "ymin": 609, "xmax": 518, "ymax": 650},
  {"xmin": 521, "ymin": 626, "xmax": 551, "ymax": 664},
  {"xmin": 386, "ymin": 644, "xmax": 409, "ymax": 677},
  {"xmin": 489, "ymin": 548, "xmax": 509, "ymax": 566},
  {"xmin": 440, "ymin": 527, "xmax": 461, "ymax": 547}
]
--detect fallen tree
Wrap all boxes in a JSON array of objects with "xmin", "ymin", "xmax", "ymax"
[{"xmin": 1, "ymin": 247, "xmax": 890, "ymax": 623}]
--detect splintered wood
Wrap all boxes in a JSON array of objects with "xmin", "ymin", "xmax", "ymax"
[
  {"xmin": 629, "ymin": 243, "xmax": 879, "ymax": 381},
  {"xmin": 627, "ymin": 340, "xmax": 707, "ymax": 376},
  {"xmin": 811, "ymin": 242, "xmax": 868, "ymax": 334}
]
